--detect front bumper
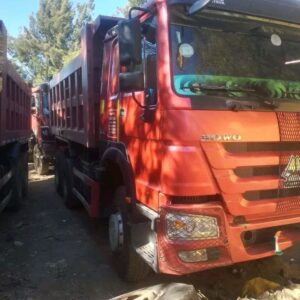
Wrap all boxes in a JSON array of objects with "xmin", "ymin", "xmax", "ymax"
[{"xmin": 156, "ymin": 202, "xmax": 300, "ymax": 275}]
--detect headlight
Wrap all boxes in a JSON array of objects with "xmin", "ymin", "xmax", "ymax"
[{"xmin": 165, "ymin": 212, "xmax": 219, "ymax": 240}]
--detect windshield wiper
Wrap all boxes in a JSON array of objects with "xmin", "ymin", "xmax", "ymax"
[
  {"xmin": 226, "ymin": 99, "xmax": 279, "ymax": 111},
  {"xmin": 226, "ymin": 100, "xmax": 259, "ymax": 111},
  {"xmin": 182, "ymin": 82, "xmax": 256, "ymax": 94},
  {"xmin": 261, "ymin": 100, "xmax": 279, "ymax": 109},
  {"xmin": 286, "ymin": 90, "xmax": 300, "ymax": 96},
  {"xmin": 182, "ymin": 82, "xmax": 281, "ymax": 110}
]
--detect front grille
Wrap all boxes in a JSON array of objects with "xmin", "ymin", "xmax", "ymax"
[
  {"xmin": 201, "ymin": 113, "xmax": 300, "ymax": 215},
  {"xmin": 277, "ymin": 198, "xmax": 300, "ymax": 212},
  {"xmin": 224, "ymin": 141, "xmax": 300, "ymax": 153},
  {"xmin": 277, "ymin": 112, "xmax": 300, "ymax": 141},
  {"xmin": 234, "ymin": 166, "xmax": 281, "ymax": 177},
  {"xmin": 244, "ymin": 188, "xmax": 300, "ymax": 201},
  {"xmin": 170, "ymin": 195, "xmax": 221, "ymax": 205}
]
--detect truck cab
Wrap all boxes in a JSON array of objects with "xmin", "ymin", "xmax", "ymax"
[
  {"xmin": 102, "ymin": 0, "xmax": 300, "ymax": 276},
  {"xmin": 50, "ymin": 0, "xmax": 300, "ymax": 281},
  {"xmin": 31, "ymin": 84, "xmax": 55, "ymax": 175}
]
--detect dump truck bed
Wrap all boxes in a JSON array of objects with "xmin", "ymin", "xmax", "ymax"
[
  {"xmin": 49, "ymin": 16, "xmax": 121, "ymax": 148},
  {"xmin": 0, "ymin": 20, "xmax": 31, "ymax": 146}
]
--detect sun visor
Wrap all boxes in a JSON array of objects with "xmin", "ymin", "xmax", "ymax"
[{"xmin": 168, "ymin": 0, "xmax": 300, "ymax": 25}]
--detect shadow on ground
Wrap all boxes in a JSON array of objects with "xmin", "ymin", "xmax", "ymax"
[{"xmin": 0, "ymin": 165, "xmax": 299, "ymax": 300}]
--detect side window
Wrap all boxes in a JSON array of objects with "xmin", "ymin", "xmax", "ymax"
[
  {"xmin": 142, "ymin": 16, "xmax": 157, "ymax": 106},
  {"xmin": 142, "ymin": 16, "xmax": 157, "ymax": 60}
]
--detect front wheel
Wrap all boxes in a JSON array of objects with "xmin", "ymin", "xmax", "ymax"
[
  {"xmin": 7, "ymin": 158, "xmax": 23, "ymax": 211},
  {"xmin": 109, "ymin": 186, "xmax": 151, "ymax": 282}
]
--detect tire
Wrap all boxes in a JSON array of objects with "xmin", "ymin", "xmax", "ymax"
[
  {"xmin": 109, "ymin": 186, "xmax": 151, "ymax": 282},
  {"xmin": 7, "ymin": 158, "xmax": 23, "ymax": 211},
  {"xmin": 61, "ymin": 155, "xmax": 80, "ymax": 209},
  {"xmin": 21, "ymin": 153, "xmax": 29, "ymax": 197},
  {"xmin": 33, "ymin": 144, "xmax": 49, "ymax": 175},
  {"xmin": 54, "ymin": 162, "xmax": 62, "ymax": 195},
  {"xmin": 55, "ymin": 152, "xmax": 64, "ymax": 195}
]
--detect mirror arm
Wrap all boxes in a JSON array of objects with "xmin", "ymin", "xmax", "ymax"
[
  {"xmin": 131, "ymin": 91, "xmax": 157, "ymax": 109},
  {"xmin": 132, "ymin": 91, "xmax": 147, "ymax": 108},
  {"xmin": 132, "ymin": 92, "xmax": 156, "ymax": 109},
  {"xmin": 128, "ymin": 7, "xmax": 153, "ymax": 19}
]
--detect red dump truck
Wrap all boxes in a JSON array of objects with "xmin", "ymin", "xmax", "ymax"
[
  {"xmin": 50, "ymin": 0, "xmax": 300, "ymax": 281},
  {"xmin": 0, "ymin": 21, "xmax": 31, "ymax": 211},
  {"xmin": 30, "ymin": 84, "xmax": 55, "ymax": 175}
]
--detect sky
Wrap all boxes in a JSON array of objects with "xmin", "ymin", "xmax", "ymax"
[{"xmin": 0, "ymin": 0, "xmax": 128, "ymax": 37}]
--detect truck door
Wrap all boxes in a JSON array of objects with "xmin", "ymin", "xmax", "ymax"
[
  {"xmin": 120, "ymin": 16, "xmax": 158, "ymax": 140},
  {"xmin": 101, "ymin": 17, "xmax": 159, "ymax": 142},
  {"xmin": 101, "ymin": 16, "xmax": 162, "ymax": 210},
  {"xmin": 119, "ymin": 16, "xmax": 162, "ymax": 210}
]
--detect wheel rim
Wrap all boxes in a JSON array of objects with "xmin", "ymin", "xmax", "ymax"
[{"xmin": 109, "ymin": 213, "xmax": 124, "ymax": 252}]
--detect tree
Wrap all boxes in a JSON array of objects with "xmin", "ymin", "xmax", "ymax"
[
  {"xmin": 119, "ymin": 0, "xmax": 148, "ymax": 17},
  {"xmin": 9, "ymin": 0, "xmax": 94, "ymax": 84}
]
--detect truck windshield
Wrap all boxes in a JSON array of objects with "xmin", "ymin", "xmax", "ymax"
[{"xmin": 170, "ymin": 7, "xmax": 300, "ymax": 105}]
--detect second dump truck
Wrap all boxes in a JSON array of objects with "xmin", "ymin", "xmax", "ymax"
[
  {"xmin": 0, "ymin": 21, "xmax": 31, "ymax": 212},
  {"xmin": 50, "ymin": 0, "xmax": 300, "ymax": 281},
  {"xmin": 31, "ymin": 84, "xmax": 55, "ymax": 175}
]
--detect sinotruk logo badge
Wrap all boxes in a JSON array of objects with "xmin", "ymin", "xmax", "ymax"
[{"xmin": 281, "ymin": 155, "xmax": 300, "ymax": 188}]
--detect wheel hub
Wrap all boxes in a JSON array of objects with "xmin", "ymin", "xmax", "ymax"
[{"xmin": 109, "ymin": 213, "xmax": 124, "ymax": 251}]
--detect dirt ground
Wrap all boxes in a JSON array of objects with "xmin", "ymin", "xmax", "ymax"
[{"xmin": 0, "ymin": 165, "xmax": 299, "ymax": 300}]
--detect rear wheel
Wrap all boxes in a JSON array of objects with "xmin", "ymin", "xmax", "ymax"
[
  {"xmin": 109, "ymin": 186, "xmax": 151, "ymax": 282},
  {"xmin": 54, "ymin": 152, "xmax": 63, "ymax": 195},
  {"xmin": 21, "ymin": 153, "xmax": 29, "ymax": 197},
  {"xmin": 60, "ymin": 154, "xmax": 80, "ymax": 209},
  {"xmin": 33, "ymin": 144, "xmax": 49, "ymax": 175},
  {"xmin": 7, "ymin": 157, "xmax": 23, "ymax": 211}
]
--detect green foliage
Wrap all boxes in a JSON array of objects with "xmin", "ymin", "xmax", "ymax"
[
  {"xmin": 119, "ymin": 0, "xmax": 148, "ymax": 17},
  {"xmin": 9, "ymin": 0, "xmax": 94, "ymax": 85}
]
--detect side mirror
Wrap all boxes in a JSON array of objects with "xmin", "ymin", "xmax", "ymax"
[
  {"xmin": 118, "ymin": 18, "xmax": 142, "ymax": 67},
  {"xmin": 119, "ymin": 71, "xmax": 144, "ymax": 93}
]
